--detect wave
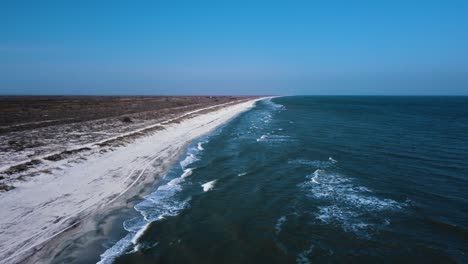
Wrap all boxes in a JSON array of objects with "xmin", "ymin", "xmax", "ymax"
[
  {"xmin": 310, "ymin": 170, "xmax": 320, "ymax": 184},
  {"xmin": 261, "ymin": 113, "xmax": 273, "ymax": 124},
  {"xmin": 98, "ymin": 162, "xmax": 194, "ymax": 263},
  {"xmin": 201, "ymin": 180, "xmax": 217, "ymax": 192},
  {"xmin": 197, "ymin": 142, "xmax": 204, "ymax": 151},
  {"xmin": 263, "ymin": 97, "xmax": 286, "ymax": 111},
  {"xmin": 256, "ymin": 134, "xmax": 292, "ymax": 143},
  {"xmin": 97, "ymin": 233, "xmax": 134, "ymax": 264},
  {"xmin": 180, "ymin": 138, "xmax": 208, "ymax": 169},
  {"xmin": 275, "ymin": 216, "xmax": 286, "ymax": 235},
  {"xmin": 301, "ymin": 169, "xmax": 404, "ymax": 237},
  {"xmin": 123, "ymin": 217, "xmax": 146, "ymax": 233},
  {"xmin": 180, "ymin": 168, "xmax": 193, "ymax": 178},
  {"xmin": 180, "ymin": 153, "xmax": 198, "ymax": 169},
  {"xmin": 131, "ymin": 222, "xmax": 152, "ymax": 245}
]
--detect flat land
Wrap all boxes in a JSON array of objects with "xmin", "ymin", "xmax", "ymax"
[{"xmin": 0, "ymin": 96, "xmax": 246, "ymax": 132}]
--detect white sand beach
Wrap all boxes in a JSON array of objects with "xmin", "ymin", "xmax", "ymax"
[{"xmin": 0, "ymin": 98, "xmax": 263, "ymax": 264}]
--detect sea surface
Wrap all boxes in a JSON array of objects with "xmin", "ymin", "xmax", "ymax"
[{"xmin": 99, "ymin": 96, "xmax": 467, "ymax": 263}]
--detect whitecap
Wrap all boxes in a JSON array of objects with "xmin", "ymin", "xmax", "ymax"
[
  {"xmin": 99, "ymin": 164, "xmax": 194, "ymax": 263},
  {"xmin": 238, "ymin": 172, "xmax": 247, "ymax": 176},
  {"xmin": 275, "ymin": 216, "xmax": 286, "ymax": 235},
  {"xmin": 316, "ymin": 205, "xmax": 372, "ymax": 236},
  {"xmin": 131, "ymin": 222, "xmax": 151, "ymax": 244},
  {"xmin": 310, "ymin": 170, "xmax": 321, "ymax": 184},
  {"xmin": 180, "ymin": 168, "xmax": 193, "ymax": 178},
  {"xmin": 197, "ymin": 142, "xmax": 204, "ymax": 151},
  {"xmin": 100, "ymin": 139, "xmax": 206, "ymax": 262},
  {"xmin": 257, "ymin": 134, "xmax": 291, "ymax": 143},
  {"xmin": 301, "ymin": 169, "xmax": 404, "ymax": 237},
  {"xmin": 201, "ymin": 180, "xmax": 217, "ymax": 192},
  {"xmin": 98, "ymin": 233, "xmax": 134, "ymax": 264},
  {"xmin": 180, "ymin": 153, "xmax": 198, "ymax": 169},
  {"xmin": 123, "ymin": 217, "xmax": 146, "ymax": 233},
  {"xmin": 263, "ymin": 98, "xmax": 286, "ymax": 110}
]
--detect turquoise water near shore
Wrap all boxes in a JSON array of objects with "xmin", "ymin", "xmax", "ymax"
[{"xmin": 99, "ymin": 96, "xmax": 467, "ymax": 263}]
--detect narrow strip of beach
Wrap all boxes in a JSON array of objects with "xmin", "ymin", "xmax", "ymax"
[{"xmin": 0, "ymin": 98, "xmax": 263, "ymax": 264}]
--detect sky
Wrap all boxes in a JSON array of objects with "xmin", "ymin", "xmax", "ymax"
[{"xmin": 1, "ymin": 0, "xmax": 468, "ymax": 95}]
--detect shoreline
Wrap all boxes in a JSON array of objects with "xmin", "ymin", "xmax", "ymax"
[{"xmin": 0, "ymin": 98, "xmax": 265, "ymax": 264}]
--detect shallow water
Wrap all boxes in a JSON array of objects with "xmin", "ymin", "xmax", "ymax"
[{"xmin": 98, "ymin": 96, "xmax": 467, "ymax": 263}]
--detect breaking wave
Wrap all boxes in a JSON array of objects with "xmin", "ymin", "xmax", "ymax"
[
  {"xmin": 180, "ymin": 153, "xmax": 198, "ymax": 169},
  {"xmin": 257, "ymin": 134, "xmax": 292, "ymax": 143},
  {"xmin": 197, "ymin": 142, "xmax": 205, "ymax": 151},
  {"xmin": 201, "ymin": 180, "xmax": 217, "ymax": 192},
  {"xmin": 98, "ymin": 140, "xmax": 206, "ymax": 263},
  {"xmin": 301, "ymin": 168, "xmax": 404, "ymax": 237},
  {"xmin": 275, "ymin": 216, "xmax": 286, "ymax": 235},
  {"xmin": 263, "ymin": 97, "xmax": 286, "ymax": 110}
]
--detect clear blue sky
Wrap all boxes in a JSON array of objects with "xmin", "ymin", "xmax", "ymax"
[{"xmin": 1, "ymin": 0, "xmax": 467, "ymax": 95}]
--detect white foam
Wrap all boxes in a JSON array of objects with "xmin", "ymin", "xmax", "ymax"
[
  {"xmin": 301, "ymin": 169, "xmax": 404, "ymax": 237},
  {"xmin": 316, "ymin": 205, "xmax": 372, "ymax": 235},
  {"xmin": 310, "ymin": 170, "xmax": 321, "ymax": 184},
  {"xmin": 275, "ymin": 216, "xmax": 286, "ymax": 235},
  {"xmin": 117, "ymin": 166, "xmax": 194, "ymax": 254},
  {"xmin": 201, "ymin": 180, "xmax": 217, "ymax": 192},
  {"xmin": 131, "ymin": 222, "xmax": 151, "ymax": 244},
  {"xmin": 197, "ymin": 142, "xmax": 204, "ymax": 151},
  {"xmin": 263, "ymin": 98, "xmax": 286, "ymax": 110},
  {"xmin": 100, "ymin": 173, "xmax": 193, "ymax": 262},
  {"xmin": 180, "ymin": 153, "xmax": 198, "ymax": 169},
  {"xmin": 123, "ymin": 217, "xmax": 146, "ymax": 232},
  {"xmin": 238, "ymin": 172, "xmax": 247, "ymax": 176},
  {"xmin": 328, "ymin": 157, "xmax": 338, "ymax": 163},
  {"xmin": 167, "ymin": 177, "xmax": 182, "ymax": 186},
  {"xmin": 138, "ymin": 190, "xmax": 190, "ymax": 222},
  {"xmin": 257, "ymin": 134, "xmax": 291, "ymax": 143},
  {"xmin": 97, "ymin": 233, "xmax": 134, "ymax": 264},
  {"xmin": 181, "ymin": 168, "xmax": 193, "ymax": 178}
]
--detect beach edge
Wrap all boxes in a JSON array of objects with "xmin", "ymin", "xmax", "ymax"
[{"xmin": 1, "ymin": 97, "xmax": 267, "ymax": 264}]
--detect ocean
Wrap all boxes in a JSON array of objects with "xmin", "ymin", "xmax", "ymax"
[{"xmin": 98, "ymin": 96, "xmax": 467, "ymax": 263}]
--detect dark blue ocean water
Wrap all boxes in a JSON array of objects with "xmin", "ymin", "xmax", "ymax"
[{"xmin": 100, "ymin": 96, "xmax": 468, "ymax": 264}]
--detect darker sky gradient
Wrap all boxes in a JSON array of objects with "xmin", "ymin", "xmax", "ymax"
[{"xmin": 1, "ymin": 0, "xmax": 468, "ymax": 95}]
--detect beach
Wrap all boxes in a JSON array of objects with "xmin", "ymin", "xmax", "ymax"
[
  {"xmin": 1, "ymin": 96, "xmax": 466, "ymax": 264},
  {"xmin": 0, "ymin": 97, "xmax": 263, "ymax": 264}
]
